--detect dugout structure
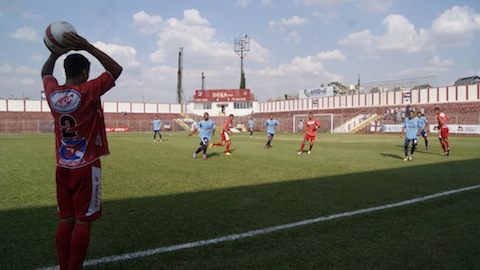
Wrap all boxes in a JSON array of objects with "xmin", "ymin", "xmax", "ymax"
[{"xmin": 293, "ymin": 114, "xmax": 334, "ymax": 133}]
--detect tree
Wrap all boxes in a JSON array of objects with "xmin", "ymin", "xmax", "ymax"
[
  {"xmin": 240, "ymin": 72, "xmax": 246, "ymax": 89},
  {"xmin": 328, "ymin": 81, "xmax": 348, "ymax": 95}
]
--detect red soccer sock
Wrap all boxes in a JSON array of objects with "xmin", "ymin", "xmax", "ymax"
[
  {"xmin": 226, "ymin": 142, "xmax": 231, "ymax": 152},
  {"xmin": 212, "ymin": 142, "xmax": 222, "ymax": 146},
  {"xmin": 56, "ymin": 221, "xmax": 74, "ymax": 270},
  {"xmin": 445, "ymin": 141, "xmax": 450, "ymax": 149},
  {"xmin": 69, "ymin": 223, "xmax": 91, "ymax": 270},
  {"xmin": 440, "ymin": 141, "xmax": 446, "ymax": 151},
  {"xmin": 299, "ymin": 143, "xmax": 305, "ymax": 151}
]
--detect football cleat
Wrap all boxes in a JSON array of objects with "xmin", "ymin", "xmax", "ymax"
[
  {"xmin": 208, "ymin": 142, "xmax": 213, "ymax": 149},
  {"xmin": 403, "ymin": 157, "xmax": 408, "ymax": 161},
  {"xmin": 225, "ymin": 152, "xmax": 231, "ymax": 156},
  {"xmin": 202, "ymin": 155, "xmax": 207, "ymax": 160},
  {"xmin": 408, "ymin": 156, "xmax": 412, "ymax": 161},
  {"xmin": 297, "ymin": 151, "xmax": 302, "ymax": 155},
  {"xmin": 192, "ymin": 153, "xmax": 196, "ymax": 159},
  {"xmin": 307, "ymin": 150, "xmax": 311, "ymax": 155}
]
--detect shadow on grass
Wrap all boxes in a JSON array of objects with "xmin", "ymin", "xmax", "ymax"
[{"xmin": 1, "ymin": 158, "xmax": 479, "ymax": 269}]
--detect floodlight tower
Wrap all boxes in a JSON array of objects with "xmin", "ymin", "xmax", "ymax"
[{"xmin": 234, "ymin": 35, "xmax": 250, "ymax": 89}]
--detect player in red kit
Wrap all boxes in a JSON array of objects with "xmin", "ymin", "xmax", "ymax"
[
  {"xmin": 42, "ymin": 32, "xmax": 122, "ymax": 270},
  {"xmin": 210, "ymin": 114, "xmax": 234, "ymax": 155},
  {"xmin": 434, "ymin": 107, "xmax": 450, "ymax": 156},
  {"xmin": 297, "ymin": 112, "xmax": 320, "ymax": 155}
]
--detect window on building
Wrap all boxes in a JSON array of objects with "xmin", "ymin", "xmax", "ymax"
[
  {"xmin": 233, "ymin": 102, "xmax": 253, "ymax": 109},
  {"xmin": 194, "ymin": 103, "xmax": 212, "ymax": 109}
]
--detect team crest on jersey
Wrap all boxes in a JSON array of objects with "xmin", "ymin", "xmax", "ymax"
[
  {"xmin": 60, "ymin": 139, "xmax": 87, "ymax": 163},
  {"xmin": 50, "ymin": 90, "xmax": 81, "ymax": 113}
]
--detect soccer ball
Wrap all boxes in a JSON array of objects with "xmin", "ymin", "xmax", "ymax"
[{"xmin": 43, "ymin": 21, "xmax": 77, "ymax": 54}]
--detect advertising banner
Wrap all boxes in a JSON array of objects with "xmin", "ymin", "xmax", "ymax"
[
  {"xmin": 381, "ymin": 124, "xmax": 403, "ymax": 133},
  {"xmin": 299, "ymin": 87, "xmax": 334, "ymax": 99},
  {"xmin": 429, "ymin": 124, "xmax": 480, "ymax": 135}
]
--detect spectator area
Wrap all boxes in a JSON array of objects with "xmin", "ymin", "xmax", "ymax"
[{"xmin": 0, "ymin": 102, "xmax": 478, "ymax": 134}]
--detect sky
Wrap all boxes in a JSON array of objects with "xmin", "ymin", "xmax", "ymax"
[{"xmin": 1, "ymin": 0, "xmax": 480, "ymax": 103}]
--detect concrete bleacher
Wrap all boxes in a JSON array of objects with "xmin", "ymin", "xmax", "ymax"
[
  {"xmin": 1, "ymin": 102, "xmax": 478, "ymax": 134},
  {"xmin": 0, "ymin": 111, "xmax": 184, "ymax": 133}
]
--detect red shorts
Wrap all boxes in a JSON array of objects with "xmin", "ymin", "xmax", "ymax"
[
  {"xmin": 221, "ymin": 130, "xmax": 231, "ymax": 142},
  {"xmin": 439, "ymin": 128, "xmax": 449, "ymax": 139},
  {"xmin": 56, "ymin": 159, "xmax": 102, "ymax": 221},
  {"xmin": 303, "ymin": 133, "xmax": 317, "ymax": 143}
]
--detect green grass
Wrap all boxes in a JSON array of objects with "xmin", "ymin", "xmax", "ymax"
[{"xmin": 1, "ymin": 132, "xmax": 480, "ymax": 269}]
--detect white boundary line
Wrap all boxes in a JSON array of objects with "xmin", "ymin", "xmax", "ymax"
[{"xmin": 37, "ymin": 184, "xmax": 480, "ymax": 270}]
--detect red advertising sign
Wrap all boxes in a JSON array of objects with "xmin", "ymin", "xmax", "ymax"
[
  {"xmin": 193, "ymin": 89, "xmax": 254, "ymax": 102},
  {"xmin": 106, "ymin": 127, "xmax": 129, "ymax": 132}
]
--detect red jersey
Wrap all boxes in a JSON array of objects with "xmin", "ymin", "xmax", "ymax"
[
  {"xmin": 437, "ymin": 112, "xmax": 449, "ymax": 129},
  {"xmin": 44, "ymin": 72, "xmax": 115, "ymax": 169},
  {"xmin": 223, "ymin": 118, "xmax": 233, "ymax": 132},
  {"xmin": 305, "ymin": 118, "xmax": 320, "ymax": 136}
]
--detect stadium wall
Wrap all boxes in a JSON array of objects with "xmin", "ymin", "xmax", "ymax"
[
  {"xmin": 1, "ymin": 85, "xmax": 478, "ymax": 114},
  {"xmin": 257, "ymin": 84, "xmax": 480, "ymax": 112}
]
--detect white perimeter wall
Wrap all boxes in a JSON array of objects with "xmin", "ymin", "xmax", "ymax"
[{"xmin": 2, "ymin": 85, "xmax": 479, "ymax": 115}]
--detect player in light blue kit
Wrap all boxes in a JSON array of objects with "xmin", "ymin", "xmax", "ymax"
[
  {"xmin": 151, "ymin": 116, "xmax": 163, "ymax": 142},
  {"xmin": 248, "ymin": 117, "xmax": 254, "ymax": 138},
  {"xmin": 188, "ymin": 112, "xmax": 216, "ymax": 160},
  {"xmin": 417, "ymin": 111, "xmax": 428, "ymax": 150},
  {"xmin": 400, "ymin": 110, "xmax": 421, "ymax": 161},
  {"xmin": 264, "ymin": 114, "xmax": 279, "ymax": 148}
]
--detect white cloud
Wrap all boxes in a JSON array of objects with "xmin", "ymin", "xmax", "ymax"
[
  {"xmin": 235, "ymin": 0, "xmax": 251, "ymax": 7},
  {"xmin": 254, "ymin": 54, "xmax": 343, "ymax": 96},
  {"xmin": 313, "ymin": 10, "xmax": 338, "ymax": 25},
  {"xmin": 299, "ymin": 0, "xmax": 344, "ymax": 7},
  {"xmin": 22, "ymin": 12, "xmax": 42, "ymax": 21},
  {"xmin": 0, "ymin": 63, "xmax": 41, "ymax": 99},
  {"xmin": 338, "ymin": 29, "xmax": 375, "ymax": 50},
  {"xmin": 9, "ymin": 26, "xmax": 37, "ymax": 42},
  {"xmin": 133, "ymin": 11, "xmax": 163, "ymax": 35},
  {"xmin": 431, "ymin": 5, "xmax": 480, "ymax": 47},
  {"xmin": 280, "ymin": 16, "xmax": 308, "ymax": 26},
  {"xmin": 386, "ymin": 55, "xmax": 454, "ymax": 80},
  {"xmin": 93, "ymin": 42, "xmax": 140, "ymax": 69},
  {"xmin": 284, "ymin": 31, "xmax": 301, "ymax": 43},
  {"xmin": 317, "ymin": 49, "xmax": 346, "ymax": 61},
  {"xmin": 376, "ymin": 14, "xmax": 432, "ymax": 53},
  {"xmin": 339, "ymin": 15, "xmax": 433, "ymax": 53},
  {"xmin": 428, "ymin": 55, "xmax": 454, "ymax": 67},
  {"xmin": 261, "ymin": 0, "xmax": 273, "ymax": 6},
  {"xmin": 32, "ymin": 54, "xmax": 43, "ymax": 61},
  {"xmin": 358, "ymin": 0, "xmax": 394, "ymax": 14}
]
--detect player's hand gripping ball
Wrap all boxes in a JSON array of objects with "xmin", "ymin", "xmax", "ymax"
[{"xmin": 44, "ymin": 21, "xmax": 77, "ymax": 54}]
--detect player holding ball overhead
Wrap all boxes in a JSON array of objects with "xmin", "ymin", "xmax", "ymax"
[
  {"xmin": 42, "ymin": 25, "xmax": 122, "ymax": 270},
  {"xmin": 297, "ymin": 112, "xmax": 320, "ymax": 155}
]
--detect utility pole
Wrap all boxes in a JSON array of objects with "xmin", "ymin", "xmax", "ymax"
[{"xmin": 176, "ymin": 47, "xmax": 186, "ymax": 104}]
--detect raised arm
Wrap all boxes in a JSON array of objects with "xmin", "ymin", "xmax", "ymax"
[
  {"xmin": 41, "ymin": 52, "xmax": 62, "ymax": 78},
  {"xmin": 63, "ymin": 32, "xmax": 123, "ymax": 80}
]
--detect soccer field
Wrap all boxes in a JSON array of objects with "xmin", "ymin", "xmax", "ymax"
[{"xmin": 1, "ymin": 132, "xmax": 480, "ymax": 269}]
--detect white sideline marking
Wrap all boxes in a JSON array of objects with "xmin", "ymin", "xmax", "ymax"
[{"xmin": 37, "ymin": 184, "xmax": 480, "ymax": 270}]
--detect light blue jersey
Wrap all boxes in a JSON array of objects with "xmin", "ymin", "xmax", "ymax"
[
  {"xmin": 151, "ymin": 119, "xmax": 162, "ymax": 131},
  {"xmin": 264, "ymin": 119, "xmax": 279, "ymax": 134},
  {"xmin": 248, "ymin": 119, "xmax": 254, "ymax": 129},
  {"xmin": 404, "ymin": 117, "xmax": 420, "ymax": 140},
  {"xmin": 418, "ymin": 116, "xmax": 428, "ymax": 130},
  {"xmin": 196, "ymin": 119, "xmax": 216, "ymax": 141}
]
